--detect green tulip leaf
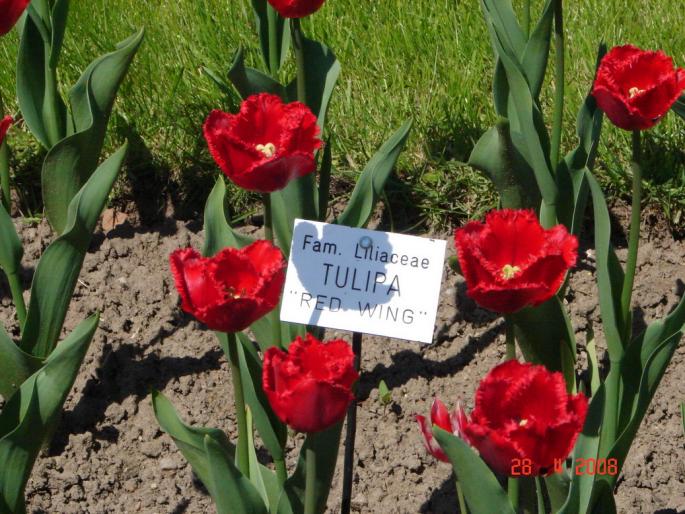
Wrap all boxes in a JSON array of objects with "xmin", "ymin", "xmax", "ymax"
[
  {"xmin": 277, "ymin": 422, "xmax": 343, "ymax": 514},
  {"xmin": 481, "ymin": 11, "xmax": 557, "ymax": 213},
  {"xmin": 204, "ymin": 434, "xmax": 269, "ymax": 514},
  {"xmin": 0, "ymin": 381, "xmax": 40, "ymax": 514},
  {"xmin": 586, "ymin": 325, "xmax": 601, "ymax": 396},
  {"xmin": 202, "ymin": 66, "xmax": 235, "ymax": 97},
  {"xmin": 269, "ymin": 188, "xmax": 301, "ymax": 257},
  {"xmin": 336, "ymin": 120, "xmax": 412, "ymax": 229},
  {"xmin": 151, "ymin": 391, "xmax": 235, "ymax": 494},
  {"xmin": 605, "ymin": 293, "xmax": 685, "ymax": 483},
  {"xmin": 520, "ymin": 0, "xmax": 553, "ymax": 100},
  {"xmin": 42, "ymin": 28, "xmax": 144, "ymax": 234},
  {"xmin": 48, "ymin": 0, "xmax": 69, "ymax": 68},
  {"xmin": 672, "ymin": 94, "xmax": 685, "ymax": 120},
  {"xmin": 20, "ymin": 144, "xmax": 128, "ymax": 359},
  {"xmin": 0, "ymin": 314, "xmax": 99, "ymax": 513},
  {"xmin": 245, "ymin": 408, "xmax": 281, "ymax": 511},
  {"xmin": 202, "ymin": 176, "xmax": 256, "ymax": 257},
  {"xmin": 226, "ymin": 47, "xmax": 287, "ymax": 100},
  {"xmin": 586, "ymin": 171, "xmax": 625, "ymax": 358},
  {"xmin": 17, "ymin": 2, "xmax": 67, "ymax": 149},
  {"xmin": 432, "ymin": 427, "xmax": 515, "ymax": 514},
  {"xmin": 479, "ymin": 0, "xmax": 526, "ymax": 59},
  {"xmin": 234, "ymin": 332, "xmax": 287, "ymax": 461},
  {"xmin": 558, "ymin": 386, "xmax": 605, "ymax": 514},
  {"xmin": 468, "ymin": 118, "xmax": 540, "ymax": 210},
  {"xmin": 251, "ymin": 0, "xmax": 291, "ymax": 73},
  {"xmin": 0, "ymin": 325, "xmax": 42, "ymax": 399},
  {"xmin": 512, "ymin": 295, "xmax": 576, "ymax": 386},
  {"xmin": 0, "ymin": 202, "xmax": 22, "ymax": 276},
  {"xmin": 317, "ymin": 138, "xmax": 333, "ymax": 221},
  {"xmin": 286, "ymin": 37, "xmax": 340, "ymax": 130},
  {"xmin": 152, "ymin": 390, "xmax": 270, "ymax": 514}
]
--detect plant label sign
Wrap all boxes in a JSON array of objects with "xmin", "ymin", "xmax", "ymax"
[{"xmin": 280, "ymin": 219, "xmax": 447, "ymax": 343}]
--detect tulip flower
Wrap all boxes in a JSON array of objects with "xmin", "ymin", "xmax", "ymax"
[
  {"xmin": 267, "ymin": 0, "xmax": 325, "ymax": 19},
  {"xmin": 454, "ymin": 209, "xmax": 578, "ymax": 314},
  {"xmin": 169, "ymin": 240, "xmax": 286, "ymax": 333},
  {"xmin": 593, "ymin": 45, "xmax": 685, "ymax": 131},
  {"xmin": 457, "ymin": 360, "xmax": 587, "ymax": 476},
  {"xmin": 416, "ymin": 398, "xmax": 460, "ymax": 463},
  {"xmin": 203, "ymin": 93, "xmax": 321, "ymax": 193},
  {"xmin": 0, "ymin": 0, "xmax": 30, "ymax": 36},
  {"xmin": 0, "ymin": 115, "xmax": 12, "ymax": 143},
  {"xmin": 263, "ymin": 334, "xmax": 358, "ymax": 433}
]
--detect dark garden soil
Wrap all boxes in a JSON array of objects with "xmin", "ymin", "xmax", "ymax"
[{"xmin": 1, "ymin": 205, "xmax": 684, "ymax": 514}]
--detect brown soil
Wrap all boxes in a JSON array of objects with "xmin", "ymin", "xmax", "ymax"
[{"xmin": 1, "ymin": 209, "xmax": 684, "ymax": 514}]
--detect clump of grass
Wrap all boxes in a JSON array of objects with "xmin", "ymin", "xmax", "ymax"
[{"xmin": 0, "ymin": 0, "xmax": 683, "ymax": 229}]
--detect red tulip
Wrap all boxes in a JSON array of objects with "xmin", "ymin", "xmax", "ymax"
[
  {"xmin": 416, "ymin": 398, "xmax": 460, "ymax": 463},
  {"xmin": 263, "ymin": 334, "xmax": 358, "ymax": 433},
  {"xmin": 0, "ymin": 0, "xmax": 30, "ymax": 36},
  {"xmin": 267, "ymin": 0, "xmax": 325, "ymax": 18},
  {"xmin": 0, "ymin": 116, "xmax": 12, "ymax": 144},
  {"xmin": 458, "ymin": 360, "xmax": 587, "ymax": 476},
  {"xmin": 593, "ymin": 45, "xmax": 685, "ymax": 131},
  {"xmin": 169, "ymin": 241, "xmax": 285, "ymax": 333},
  {"xmin": 454, "ymin": 209, "xmax": 577, "ymax": 314},
  {"xmin": 204, "ymin": 93, "xmax": 321, "ymax": 193}
]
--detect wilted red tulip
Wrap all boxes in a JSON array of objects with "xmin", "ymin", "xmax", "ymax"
[
  {"xmin": 267, "ymin": 0, "xmax": 325, "ymax": 18},
  {"xmin": 454, "ymin": 209, "xmax": 577, "ymax": 314},
  {"xmin": 0, "ymin": 115, "xmax": 12, "ymax": 144},
  {"xmin": 0, "ymin": 0, "xmax": 30, "ymax": 36},
  {"xmin": 416, "ymin": 398, "xmax": 460, "ymax": 463},
  {"xmin": 204, "ymin": 93, "xmax": 321, "ymax": 193},
  {"xmin": 263, "ymin": 334, "xmax": 358, "ymax": 433},
  {"xmin": 593, "ymin": 45, "xmax": 685, "ymax": 131},
  {"xmin": 169, "ymin": 240, "xmax": 285, "ymax": 333},
  {"xmin": 457, "ymin": 360, "xmax": 587, "ymax": 476}
]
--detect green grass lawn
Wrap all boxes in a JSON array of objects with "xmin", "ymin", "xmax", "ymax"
[{"xmin": 1, "ymin": 0, "xmax": 684, "ymax": 228}]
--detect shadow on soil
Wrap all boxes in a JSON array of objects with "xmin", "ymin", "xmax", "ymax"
[{"xmin": 48, "ymin": 311, "xmax": 215, "ymax": 455}]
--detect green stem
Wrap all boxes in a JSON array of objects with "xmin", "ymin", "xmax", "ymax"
[
  {"xmin": 620, "ymin": 130, "xmax": 642, "ymax": 339},
  {"xmin": 7, "ymin": 271, "xmax": 26, "ymax": 331},
  {"xmin": 275, "ymin": 458, "xmax": 287, "ymax": 487},
  {"xmin": 262, "ymin": 193, "xmax": 282, "ymax": 347},
  {"xmin": 550, "ymin": 0, "xmax": 565, "ymax": 169},
  {"xmin": 304, "ymin": 446, "xmax": 317, "ymax": 514},
  {"xmin": 508, "ymin": 476, "xmax": 519, "ymax": 513},
  {"xmin": 291, "ymin": 18, "xmax": 307, "ymax": 105},
  {"xmin": 267, "ymin": 3, "xmax": 280, "ymax": 77},
  {"xmin": 523, "ymin": 0, "xmax": 531, "ymax": 38},
  {"xmin": 226, "ymin": 332, "xmax": 249, "ymax": 477},
  {"xmin": 505, "ymin": 316, "xmax": 516, "ymax": 361},
  {"xmin": 535, "ymin": 477, "xmax": 546, "ymax": 514},
  {"xmin": 456, "ymin": 475, "xmax": 468, "ymax": 513},
  {"xmin": 263, "ymin": 193, "xmax": 273, "ymax": 243}
]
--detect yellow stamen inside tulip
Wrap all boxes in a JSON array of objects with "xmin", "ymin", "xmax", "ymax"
[
  {"xmin": 501, "ymin": 264, "xmax": 521, "ymax": 280},
  {"xmin": 255, "ymin": 143, "xmax": 276, "ymax": 158},
  {"xmin": 628, "ymin": 87, "xmax": 644, "ymax": 98},
  {"xmin": 519, "ymin": 419, "xmax": 528, "ymax": 427}
]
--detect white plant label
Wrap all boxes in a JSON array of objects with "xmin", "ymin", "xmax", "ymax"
[{"xmin": 280, "ymin": 219, "xmax": 447, "ymax": 343}]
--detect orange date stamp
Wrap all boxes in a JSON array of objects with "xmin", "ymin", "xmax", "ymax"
[{"xmin": 510, "ymin": 458, "xmax": 619, "ymax": 477}]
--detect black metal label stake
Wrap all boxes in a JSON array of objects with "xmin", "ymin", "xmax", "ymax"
[{"xmin": 340, "ymin": 331, "xmax": 362, "ymax": 514}]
